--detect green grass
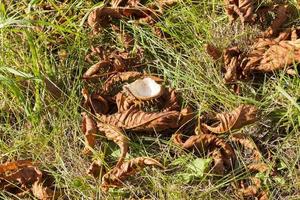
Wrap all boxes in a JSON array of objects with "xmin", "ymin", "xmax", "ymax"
[{"xmin": 1, "ymin": 0, "xmax": 300, "ymax": 199}]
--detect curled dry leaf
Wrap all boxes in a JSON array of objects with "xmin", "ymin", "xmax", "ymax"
[
  {"xmin": 173, "ymin": 133, "xmax": 235, "ymax": 174},
  {"xmin": 222, "ymin": 46, "xmax": 244, "ymax": 83},
  {"xmin": 82, "ymin": 60, "xmax": 111, "ymax": 80},
  {"xmin": 224, "ymin": 0, "xmax": 255, "ymax": 24},
  {"xmin": 0, "ymin": 160, "xmax": 56, "ymax": 200},
  {"xmin": 87, "ymin": 160, "xmax": 106, "ymax": 179},
  {"xmin": 201, "ymin": 105, "xmax": 258, "ymax": 134},
  {"xmin": 230, "ymin": 133, "xmax": 262, "ymax": 162},
  {"xmin": 101, "ymin": 157, "xmax": 164, "ymax": 190},
  {"xmin": 261, "ymin": 5, "xmax": 289, "ymax": 38},
  {"xmin": 82, "ymin": 88, "xmax": 109, "ymax": 115},
  {"xmin": 242, "ymin": 38, "xmax": 300, "ymax": 75},
  {"xmin": 206, "ymin": 43, "xmax": 222, "ymax": 60},
  {"xmin": 97, "ymin": 107, "xmax": 193, "ymax": 132},
  {"xmin": 161, "ymin": 88, "xmax": 181, "ymax": 112},
  {"xmin": 81, "ymin": 112, "xmax": 98, "ymax": 154},
  {"xmin": 224, "ymin": 0, "xmax": 289, "ymax": 36},
  {"xmin": 234, "ymin": 177, "xmax": 268, "ymax": 200},
  {"xmin": 97, "ymin": 123, "xmax": 129, "ymax": 167},
  {"xmin": 88, "ymin": 7, "xmax": 156, "ymax": 33},
  {"xmin": 219, "ymin": 28, "xmax": 300, "ymax": 83}
]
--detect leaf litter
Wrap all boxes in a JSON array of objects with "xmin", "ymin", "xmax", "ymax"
[
  {"xmin": 2, "ymin": 0, "xmax": 298, "ymax": 199},
  {"xmin": 0, "ymin": 160, "xmax": 59, "ymax": 199}
]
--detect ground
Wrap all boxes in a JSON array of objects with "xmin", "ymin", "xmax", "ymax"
[{"xmin": 0, "ymin": 0, "xmax": 300, "ymax": 199}]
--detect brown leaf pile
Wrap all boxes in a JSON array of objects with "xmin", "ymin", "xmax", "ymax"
[
  {"xmin": 170, "ymin": 104, "xmax": 269, "ymax": 198},
  {"xmin": 81, "ymin": 39, "xmax": 191, "ymax": 189},
  {"xmin": 208, "ymin": 27, "xmax": 300, "ymax": 85},
  {"xmin": 201, "ymin": 104, "xmax": 258, "ymax": 134},
  {"xmin": 78, "ymin": 0, "xmax": 275, "ymax": 196},
  {"xmin": 0, "ymin": 160, "xmax": 58, "ymax": 199},
  {"xmin": 207, "ymin": 2, "xmax": 299, "ymax": 91},
  {"xmin": 224, "ymin": 1, "xmax": 289, "ymax": 37}
]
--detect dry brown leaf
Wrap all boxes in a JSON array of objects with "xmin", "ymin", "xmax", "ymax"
[
  {"xmin": 242, "ymin": 38, "xmax": 300, "ymax": 74},
  {"xmin": 201, "ymin": 105, "xmax": 258, "ymax": 134},
  {"xmin": 31, "ymin": 181, "xmax": 55, "ymax": 200},
  {"xmin": 97, "ymin": 107, "xmax": 193, "ymax": 132},
  {"xmin": 82, "ymin": 60, "xmax": 111, "ymax": 80},
  {"xmin": 224, "ymin": 0, "xmax": 255, "ymax": 24},
  {"xmin": 173, "ymin": 133, "xmax": 235, "ymax": 174},
  {"xmin": 206, "ymin": 43, "xmax": 222, "ymax": 60},
  {"xmin": 161, "ymin": 88, "xmax": 181, "ymax": 112},
  {"xmin": 230, "ymin": 133, "xmax": 262, "ymax": 162},
  {"xmin": 222, "ymin": 46, "xmax": 244, "ymax": 83},
  {"xmin": 248, "ymin": 163, "xmax": 269, "ymax": 173},
  {"xmin": 82, "ymin": 88, "xmax": 109, "ymax": 115},
  {"xmin": 235, "ymin": 177, "xmax": 261, "ymax": 196},
  {"xmin": 88, "ymin": 7, "xmax": 156, "ymax": 33},
  {"xmin": 98, "ymin": 123, "xmax": 129, "ymax": 167},
  {"xmin": 81, "ymin": 112, "xmax": 98, "ymax": 154},
  {"xmin": 224, "ymin": 0, "xmax": 289, "ymax": 36},
  {"xmin": 44, "ymin": 77, "xmax": 63, "ymax": 99},
  {"xmin": 0, "ymin": 160, "xmax": 57, "ymax": 200},
  {"xmin": 101, "ymin": 157, "xmax": 164, "ymax": 190},
  {"xmin": 221, "ymin": 28, "xmax": 300, "ymax": 83},
  {"xmin": 262, "ymin": 5, "xmax": 289, "ymax": 38},
  {"xmin": 234, "ymin": 177, "xmax": 268, "ymax": 200},
  {"xmin": 87, "ymin": 160, "xmax": 106, "ymax": 179}
]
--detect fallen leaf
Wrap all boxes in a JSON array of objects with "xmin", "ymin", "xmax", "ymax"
[
  {"xmin": 234, "ymin": 177, "xmax": 268, "ymax": 200},
  {"xmin": 0, "ymin": 160, "xmax": 57, "ymax": 199},
  {"xmin": 87, "ymin": 160, "xmax": 106, "ymax": 179},
  {"xmin": 82, "ymin": 60, "xmax": 111, "ymax": 80},
  {"xmin": 88, "ymin": 7, "xmax": 156, "ymax": 34},
  {"xmin": 44, "ymin": 77, "xmax": 63, "ymax": 99},
  {"xmin": 262, "ymin": 5, "xmax": 290, "ymax": 37},
  {"xmin": 97, "ymin": 123, "xmax": 129, "ymax": 167},
  {"xmin": 222, "ymin": 46, "xmax": 244, "ymax": 83},
  {"xmin": 201, "ymin": 105, "xmax": 258, "ymax": 134},
  {"xmin": 101, "ymin": 157, "xmax": 164, "ymax": 190},
  {"xmin": 81, "ymin": 112, "xmax": 98, "ymax": 154},
  {"xmin": 230, "ymin": 133, "xmax": 262, "ymax": 162},
  {"xmin": 206, "ymin": 43, "xmax": 222, "ymax": 60},
  {"xmin": 82, "ymin": 88, "xmax": 109, "ymax": 115},
  {"xmin": 173, "ymin": 133, "xmax": 235, "ymax": 174},
  {"xmin": 224, "ymin": 0, "xmax": 289, "ymax": 36},
  {"xmin": 242, "ymin": 37, "xmax": 300, "ymax": 75},
  {"xmin": 97, "ymin": 107, "xmax": 193, "ymax": 132},
  {"xmin": 224, "ymin": 0, "xmax": 255, "ymax": 25}
]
